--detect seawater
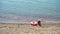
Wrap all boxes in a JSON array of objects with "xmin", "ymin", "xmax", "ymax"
[{"xmin": 0, "ymin": 0, "xmax": 60, "ymax": 23}]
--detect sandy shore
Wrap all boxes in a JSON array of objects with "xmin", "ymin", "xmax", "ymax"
[{"xmin": 0, "ymin": 23, "xmax": 60, "ymax": 34}]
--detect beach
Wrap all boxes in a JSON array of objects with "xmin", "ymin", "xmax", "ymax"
[
  {"xmin": 0, "ymin": 23, "xmax": 60, "ymax": 34},
  {"xmin": 0, "ymin": 0, "xmax": 60, "ymax": 34},
  {"xmin": 0, "ymin": 16, "xmax": 60, "ymax": 34}
]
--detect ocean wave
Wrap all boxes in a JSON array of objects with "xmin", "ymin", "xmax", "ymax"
[{"xmin": 0, "ymin": 15, "xmax": 60, "ymax": 23}]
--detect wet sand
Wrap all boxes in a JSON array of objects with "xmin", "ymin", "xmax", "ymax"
[{"xmin": 0, "ymin": 23, "xmax": 60, "ymax": 34}]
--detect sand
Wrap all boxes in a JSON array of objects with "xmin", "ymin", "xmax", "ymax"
[{"xmin": 0, "ymin": 23, "xmax": 60, "ymax": 34}]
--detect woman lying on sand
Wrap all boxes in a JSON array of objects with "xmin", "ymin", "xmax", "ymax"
[{"xmin": 31, "ymin": 20, "xmax": 41, "ymax": 26}]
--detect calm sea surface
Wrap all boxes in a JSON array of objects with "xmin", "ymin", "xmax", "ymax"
[{"xmin": 0, "ymin": 0, "xmax": 60, "ymax": 22}]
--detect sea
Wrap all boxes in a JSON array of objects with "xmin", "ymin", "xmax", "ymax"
[{"xmin": 0, "ymin": 0, "xmax": 60, "ymax": 23}]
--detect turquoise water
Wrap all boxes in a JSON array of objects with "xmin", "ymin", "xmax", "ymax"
[{"xmin": 0, "ymin": 0, "xmax": 60, "ymax": 22}]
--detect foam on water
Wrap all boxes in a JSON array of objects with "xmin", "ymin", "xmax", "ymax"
[{"xmin": 0, "ymin": 15, "xmax": 60, "ymax": 23}]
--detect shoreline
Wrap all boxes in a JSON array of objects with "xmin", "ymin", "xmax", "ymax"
[
  {"xmin": 0, "ymin": 20, "xmax": 60, "ymax": 23},
  {"xmin": 0, "ymin": 15, "xmax": 60, "ymax": 24}
]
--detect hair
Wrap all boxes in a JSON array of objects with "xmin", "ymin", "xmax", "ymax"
[{"xmin": 38, "ymin": 21, "xmax": 41, "ymax": 26}]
